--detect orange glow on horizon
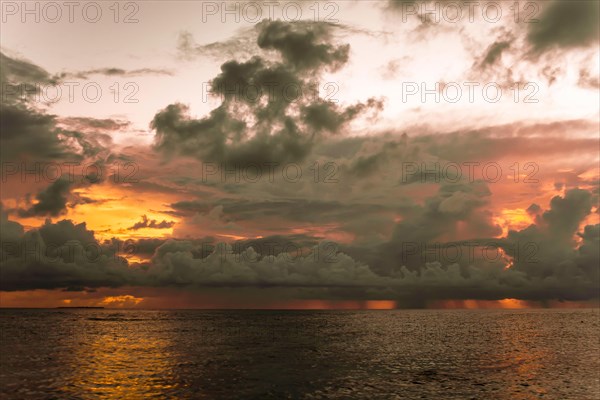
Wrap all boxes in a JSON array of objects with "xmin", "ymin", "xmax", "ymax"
[
  {"xmin": 434, "ymin": 298, "xmax": 540, "ymax": 309},
  {"xmin": 100, "ymin": 295, "xmax": 144, "ymax": 307},
  {"xmin": 10, "ymin": 183, "xmax": 181, "ymax": 241},
  {"xmin": 1, "ymin": 290, "xmax": 599, "ymax": 309}
]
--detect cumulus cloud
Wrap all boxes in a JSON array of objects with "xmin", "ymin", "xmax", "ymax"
[
  {"xmin": 152, "ymin": 20, "xmax": 381, "ymax": 167},
  {"xmin": 2, "ymin": 187, "xmax": 597, "ymax": 301},
  {"xmin": 2, "ymin": 4, "xmax": 598, "ymax": 306},
  {"xmin": 0, "ymin": 215, "xmax": 138, "ymax": 291},
  {"xmin": 256, "ymin": 20, "xmax": 350, "ymax": 72}
]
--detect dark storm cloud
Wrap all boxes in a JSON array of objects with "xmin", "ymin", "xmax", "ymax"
[
  {"xmin": 152, "ymin": 20, "xmax": 380, "ymax": 167},
  {"xmin": 128, "ymin": 215, "xmax": 175, "ymax": 231},
  {"xmin": 146, "ymin": 185, "xmax": 599, "ymax": 300},
  {"xmin": 527, "ymin": 0, "xmax": 599, "ymax": 53},
  {"xmin": 256, "ymin": 20, "xmax": 349, "ymax": 71},
  {"xmin": 177, "ymin": 20, "xmax": 369, "ymax": 62},
  {"xmin": 17, "ymin": 178, "xmax": 72, "ymax": 218},
  {"xmin": 2, "ymin": 187, "xmax": 598, "ymax": 300},
  {"xmin": 0, "ymin": 52, "xmax": 56, "ymax": 86},
  {"xmin": 0, "ymin": 53, "xmax": 115, "ymax": 163},
  {"xmin": 171, "ymin": 198, "xmax": 388, "ymax": 225},
  {"xmin": 0, "ymin": 215, "xmax": 139, "ymax": 291},
  {"xmin": 233, "ymin": 234, "xmax": 320, "ymax": 253},
  {"xmin": 493, "ymin": 189, "xmax": 599, "ymax": 299},
  {"xmin": 301, "ymin": 98, "xmax": 384, "ymax": 134},
  {"xmin": 0, "ymin": 108, "xmax": 111, "ymax": 161},
  {"xmin": 0, "ymin": 52, "xmax": 137, "ymax": 218},
  {"xmin": 0, "ymin": 103, "xmax": 78, "ymax": 162}
]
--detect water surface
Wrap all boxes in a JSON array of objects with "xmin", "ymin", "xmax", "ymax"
[{"xmin": 1, "ymin": 309, "xmax": 598, "ymax": 399}]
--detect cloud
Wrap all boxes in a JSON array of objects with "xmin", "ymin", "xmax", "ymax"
[
  {"xmin": 478, "ymin": 40, "xmax": 511, "ymax": 68},
  {"xmin": 58, "ymin": 117, "xmax": 131, "ymax": 132},
  {"xmin": 2, "ymin": 185, "xmax": 598, "ymax": 301},
  {"xmin": 493, "ymin": 189, "xmax": 599, "ymax": 298},
  {"xmin": 17, "ymin": 178, "xmax": 72, "ymax": 218},
  {"xmin": 0, "ymin": 51, "xmax": 56, "ymax": 89},
  {"xmin": 578, "ymin": 68, "xmax": 600, "ymax": 89},
  {"xmin": 527, "ymin": 0, "xmax": 600, "ymax": 54},
  {"xmin": 177, "ymin": 28, "xmax": 259, "ymax": 60},
  {"xmin": 146, "ymin": 186, "xmax": 600, "ymax": 300},
  {"xmin": 0, "ymin": 217, "xmax": 138, "ymax": 291},
  {"xmin": 128, "ymin": 215, "xmax": 175, "ymax": 230},
  {"xmin": 152, "ymin": 20, "xmax": 380, "ymax": 167},
  {"xmin": 0, "ymin": 52, "xmax": 115, "ymax": 163},
  {"xmin": 256, "ymin": 20, "xmax": 349, "ymax": 72},
  {"xmin": 59, "ymin": 68, "xmax": 173, "ymax": 80}
]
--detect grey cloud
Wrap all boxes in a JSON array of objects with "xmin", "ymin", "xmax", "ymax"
[
  {"xmin": 0, "ymin": 51, "xmax": 57, "ymax": 98},
  {"xmin": 2, "ymin": 187, "xmax": 598, "ymax": 301},
  {"xmin": 479, "ymin": 40, "xmax": 511, "ymax": 68},
  {"xmin": 17, "ymin": 178, "xmax": 72, "ymax": 218},
  {"xmin": 128, "ymin": 215, "xmax": 176, "ymax": 231},
  {"xmin": 301, "ymin": 98, "xmax": 384, "ymax": 134},
  {"xmin": 59, "ymin": 68, "xmax": 173, "ymax": 80},
  {"xmin": 152, "ymin": 20, "xmax": 380, "ymax": 167},
  {"xmin": 256, "ymin": 20, "xmax": 349, "ymax": 72},
  {"xmin": 527, "ymin": 0, "xmax": 599, "ymax": 54},
  {"xmin": 495, "ymin": 189, "xmax": 598, "ymax": 297},
  {"xmin": 177, "ymin": 28, "xmax": 259, "ymax": 60},
  {"xmin": 0, "ymin": 52, "xmax": 114, "ymax": 163},
  {"xmin": 59, "ymin": 117, "xmax": 131, "ymax": 132},
  {"xmin": 0, "ymin": 103, "xmax": 77, "ymax": 162},
  {"xmin": 0, "ymin": 218, "xmax": 138, "ymax": 291},
  {"xmin": 172, "ymin": 198, "xmax": 388, "ymax": 227}
]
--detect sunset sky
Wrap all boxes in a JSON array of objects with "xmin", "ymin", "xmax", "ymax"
[{"xmin": 1, "ymin": 0, "xmax": 598, "ymax": 308}]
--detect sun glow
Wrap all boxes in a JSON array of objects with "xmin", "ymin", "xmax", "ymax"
[
  {"xmin": 494, "ymin": 208, "xmax": 534, "ymax": 237},
  {"xmin": 100, "ymin": 295, "xmax": 144, "ymax": 307}
]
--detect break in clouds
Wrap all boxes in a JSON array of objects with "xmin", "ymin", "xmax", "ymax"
[{"xmin": 0, "ymin": 1, "xmax": 598, "ymax": 306}]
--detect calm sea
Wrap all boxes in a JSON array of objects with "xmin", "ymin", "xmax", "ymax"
[{"xmin": 1, "ymin": 309, "xmax": 599, "ymax": 399}]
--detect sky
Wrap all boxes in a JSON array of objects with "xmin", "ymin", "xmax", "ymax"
[{"xmin": 0, "ymin": 0, "xmax": 599, "ymax": 309}]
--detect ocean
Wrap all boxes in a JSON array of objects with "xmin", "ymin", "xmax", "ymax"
[{"xmin": 1, "ymin": 309, "xmax": 599, "ymax": 399}]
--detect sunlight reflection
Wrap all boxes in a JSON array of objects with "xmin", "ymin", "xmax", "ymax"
[{"xmin": 64, "ymin": 314, "xmax": 179, "ymax": 399}]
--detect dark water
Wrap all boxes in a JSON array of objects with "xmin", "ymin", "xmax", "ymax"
[{"xmin": 1, "ymin": 309, "xmax": 599, "ymax": 399}]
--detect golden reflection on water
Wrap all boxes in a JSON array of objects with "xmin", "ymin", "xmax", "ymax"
[
  {"xmin": 64, "ymin": 316, "xmax": 179, "ymax": 399},
  {"xmin": 486, "ymin": 311, "xmax": 553, "ymax": 399}
]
